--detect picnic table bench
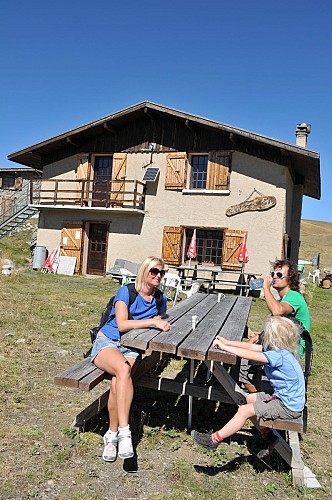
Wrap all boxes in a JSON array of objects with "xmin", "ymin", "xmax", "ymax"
[{"xmin": 54, "ymin": 292, "xmax": 319, "ymax": 488}]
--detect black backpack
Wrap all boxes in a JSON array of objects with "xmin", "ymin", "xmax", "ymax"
[{"xmin": 90, "ymin": 283, "xmax": 164, "ymax": 344}]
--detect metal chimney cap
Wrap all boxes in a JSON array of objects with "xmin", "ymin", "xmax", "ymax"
[{"xmin": 296, "ymin": 123, "xmax": 311, "ymax": 134}]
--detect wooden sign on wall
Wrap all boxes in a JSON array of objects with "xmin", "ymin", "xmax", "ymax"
[{"xmin": 226, "ymin": 195, "xmax": 276, "ymax": 217}]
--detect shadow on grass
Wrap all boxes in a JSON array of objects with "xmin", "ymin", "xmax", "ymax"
[{"xmin": 84, "ymin": 358, "xmax": 289, "ymax": 475}]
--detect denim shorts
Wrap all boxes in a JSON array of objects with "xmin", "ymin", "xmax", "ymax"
[{"xmin": 90, "ymin": 335, "xmax": 140, "ymax": 363}]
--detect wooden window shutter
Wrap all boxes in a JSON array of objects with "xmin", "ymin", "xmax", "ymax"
[
  {"xmin": 14, "ymin": 177, "xmax": 23, "ymax": 190},
  {"xmin": 110, "ymin": 153, "xmax": 127, "ymax": 205},
  {"xmin": 60, "ymin": 222, "xmax": 83, "ymax": 274},
  {"xmin": 207, "ymin": 151, "xmax": 231, "ymax": 190},
  {"xmin": 76, "ymin": 154, "xmax": 90, "ymax": 204},
  {"xmin": 165, "ymin": 152, "xmax": 187, "ymax": 190},
  {"xmin": 76, "ymin": 154, "xmax": 90, "ymax": 180},
  {"xmin": 222, "ymin": 229, "xmax": 247, "ymax": 270},
  {"xmin": 162, "ymin": 226, "xmax": 184, "ymax": 265}
]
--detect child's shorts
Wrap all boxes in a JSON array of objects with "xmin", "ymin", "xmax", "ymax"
[
  {"xmin": 91, "ymin": 335, "xmax": 140, "ymax": 363},
  {"xmin": 253, "ymin": 392, "xmax": 302, "ymax": 421}
]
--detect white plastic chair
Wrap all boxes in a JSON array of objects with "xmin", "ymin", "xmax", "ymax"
[
  {"xmin": 180, "ymin": 280, "xmax": 201, "ymax": 298},
  {"xmin": 160, "ymin": 273, "xmax": 182, "ymax": 306},
  {"xmin": 308, "ymin": 269, "xmax": 320, "ymax": 285},
  {"xmin": 120, "ymin": 268, "xmax": 136, "ymax": 286}
]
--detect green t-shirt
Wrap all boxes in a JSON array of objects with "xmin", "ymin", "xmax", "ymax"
[{"xmin": 281, "ymin": 289, "xmax": 310, "ymax": 357}]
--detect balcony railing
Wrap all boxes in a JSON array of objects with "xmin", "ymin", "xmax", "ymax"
[{"xmin": 30, "ymin": 178, "xmax": 146, "ymax": 210}]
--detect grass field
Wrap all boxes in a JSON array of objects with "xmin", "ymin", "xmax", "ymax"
[{"xmin": 0, "ymin": 220, "xmax": 331, "ymax": 499}]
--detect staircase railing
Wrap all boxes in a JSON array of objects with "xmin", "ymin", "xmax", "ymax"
[{"xmin": 0, "ymin": 180, "xmax": 33, "ymax": 224}]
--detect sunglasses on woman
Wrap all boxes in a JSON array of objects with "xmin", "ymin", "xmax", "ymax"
[
  {"xmin": 271, "ymin": 271, "xmax": 286, "ymax": 279},
  {"xmin": 149, "ymin": 267, "xmax": 166, "ymax": 278}
]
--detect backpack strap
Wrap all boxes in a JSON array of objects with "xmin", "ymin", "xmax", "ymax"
[
  {"xmin": 154, "ymin": 287, "xmax": 165, "ymax": 315},
  {"xmin": 126, "ymin": 282, "xmax": 164, "ymax": 316},
  {"xmin": 126, "ymin": 282, "xmax": 139, "ymax": 319}
]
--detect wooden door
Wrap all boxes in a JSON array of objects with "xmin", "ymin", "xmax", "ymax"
[
  {"xmin": 86, "ymin": 222, "xmax": 108, "ymax": 275},
  {"xmin": 60, "ymin": 223, "xmax": 83, "ymax": 274},
  {"xmin": 92, "ymin": 156, "xmax": 113, "ymax": 207}
]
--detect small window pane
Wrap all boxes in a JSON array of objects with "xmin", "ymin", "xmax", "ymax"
[{"xmin": 191, "ymin": 155, "xmax": 208, "ymax": 189}]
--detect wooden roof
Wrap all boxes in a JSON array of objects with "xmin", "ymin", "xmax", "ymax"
[{"xmin": 7, "ymin": 101, "xmax": 320, "ymax": 198}]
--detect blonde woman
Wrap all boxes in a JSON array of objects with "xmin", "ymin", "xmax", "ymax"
[
  {"xmin": 91, "ymin": 257, "xmax": 171, "ymax": 462},
  {"xmin": 192, "ymin": 316, "xmax": 305, "ymax": 459}
]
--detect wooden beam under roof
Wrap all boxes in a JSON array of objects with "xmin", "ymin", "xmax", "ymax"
[
  {"xmin": 66, "ymin": 137, "xmax": 80, "ymax": 147},
  {"xmin": 144, "ymin": 106, "xmax": 155, "ymax": 121},
  {"xmin": 185, "ymin": 119, "xmax": 195, "ymax": 132},
  {"xmin": 229, "ymin": 132, "xmax": 238, "ymax": 146},
  {"xmin": 103, "ymin": 122, "xmax": 117, "ymax": 134}
]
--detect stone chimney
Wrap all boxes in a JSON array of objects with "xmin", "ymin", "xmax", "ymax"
[{"xmin": 296, "ymin": 123, "xmax": 311, "ymax": 148}]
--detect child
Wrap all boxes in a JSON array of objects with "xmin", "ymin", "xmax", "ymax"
[{"xmin": 191, "ymin": 316, "xmax": 305, "ymax": 459}]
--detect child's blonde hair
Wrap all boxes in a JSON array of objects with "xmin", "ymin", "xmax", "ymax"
[
  {"xmin": 135, "ymin": 256, "xmax": 165, "ymax": 293},
  {"xmin": 262, "ymin": 316, "xmax": 301, "ymax": 357}
]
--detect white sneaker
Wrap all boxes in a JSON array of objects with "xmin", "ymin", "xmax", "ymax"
[
  {"xmin": 102, "ymin": 432, "xmax": 118, "ymax": 462},
  {"xmin": 118, "ymin": 431, "xmax": 134, "ymax": 459}
]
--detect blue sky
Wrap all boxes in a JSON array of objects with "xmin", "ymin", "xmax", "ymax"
[{"xmin": 1, "ymin": 0, "xmax": 331, "ymax": 222}]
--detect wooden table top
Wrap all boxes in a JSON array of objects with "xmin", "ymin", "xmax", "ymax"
[{"xmin": 121, "ymin": 293, "xmax": 252, "ymax": 364}]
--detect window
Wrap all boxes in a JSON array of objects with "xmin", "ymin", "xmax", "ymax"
[
  {"xmin": 190, "ymin": 155, "xmax": 208, "ymax": 189},
  {"xmin": 185, "ymin": 228, "xmax": 223, "ymax": 265},
  {"xmin": 2, "ymin": 175, "xmax": 15, "ymax": 189},
  {"xmin": 165, "ymin": 151, "xmax": 231, "ymax": 191},
  {"xmin": 94, "ymin": 156, "xmax": 113, "ymax": 182},
  {"xmin": 188, "ymin": 152, "xmax": 231, "ymax": 190},
  {"xmin": 162, "ymin": 225, "xmax": 246, "ymax": 270}
]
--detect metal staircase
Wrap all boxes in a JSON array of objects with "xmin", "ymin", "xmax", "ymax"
[
  {"xmin": 0, "ymin": 180, "xmax": 39, "ymax": 239},
  {"xmin": 0, "ymin": 206, "xmax": 39, "ymax": 239}
]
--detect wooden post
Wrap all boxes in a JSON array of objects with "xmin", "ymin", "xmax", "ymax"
[
  {"xmin": 188, "ymin": 315, "xmax": 197, "ymax": 430},
  {"xmin": 80, "ymin": 180, "xmax": 85, "ymax": 206},
  {"xmin": 133, "ymin": 179, "xmax": 137, "ymax": 209},
  {"xmin": 29, "ymin": 179, "xmax": 33, "ymax": 204},
  {"xmin": 54, "ymin": 180, "xmax": 58, "ymax": 205}
]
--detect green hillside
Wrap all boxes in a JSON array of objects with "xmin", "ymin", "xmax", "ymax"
[{"xmin": 300, "ymin": 219, "xmax": 332, "ymax": 271}]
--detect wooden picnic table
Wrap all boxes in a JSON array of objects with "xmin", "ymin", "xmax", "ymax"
[
  {"xmin": 121, "ymin": 292, "xmax": 250, "ymax": 363},
  {"xmin": 54, "ymin": 292, "xmax": 319, "ymax": 488}
]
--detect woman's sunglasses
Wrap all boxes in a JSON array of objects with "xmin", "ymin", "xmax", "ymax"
[
  {"xmin": 149, "ymin": 268, "xmax": 166, "ymax": 278},
  {"xmin": 271, "ymin": 271, "xmax": 286, "ymax": 279}
]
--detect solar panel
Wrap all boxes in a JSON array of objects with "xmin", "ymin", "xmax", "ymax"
[{"xmin": 142, "ymin": 167, "xmax": 160, "ymax": 182}]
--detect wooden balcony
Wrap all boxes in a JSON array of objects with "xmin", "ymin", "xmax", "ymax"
[{"xmin": 30, "ymin": 178, "xmax": 146, "ymax": 211}]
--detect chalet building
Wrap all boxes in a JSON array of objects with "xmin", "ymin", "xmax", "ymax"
[{"xmin": 7, "ymin": 102, "xmax": 320, "ymax": 275}]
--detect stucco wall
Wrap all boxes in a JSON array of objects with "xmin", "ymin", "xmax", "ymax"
[{"xmin": 36, "ymin": 151, "xmax": 292, "ymax": 275}]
